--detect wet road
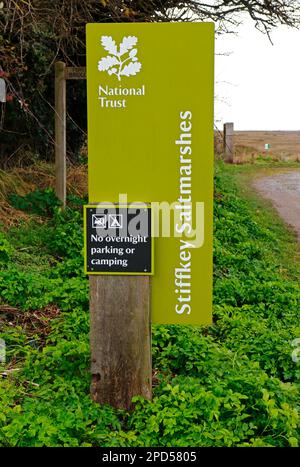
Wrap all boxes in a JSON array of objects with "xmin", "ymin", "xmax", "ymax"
[{"xmin": 253, "ymin": 170, "xmax": 300, "ymax": 242}]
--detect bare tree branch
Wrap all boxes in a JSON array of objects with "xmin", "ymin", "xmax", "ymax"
[{"xmin": 1, "ymin": 0, "xmax": 299, "ymax": 160}]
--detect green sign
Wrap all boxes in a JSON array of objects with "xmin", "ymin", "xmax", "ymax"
[{"xmin": 86, "ymin": 22, "xmax": 214, "ymax": 325}]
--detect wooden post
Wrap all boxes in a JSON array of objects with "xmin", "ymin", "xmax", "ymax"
[
  {"xmin": 90, "ymin": 275, "xmax": 152, "ymax": 410},
  {"xmin": 223, "ymin": 122, "xmax": 234, "ymax": 163},
  {"xmin": 55, "ymin": 62, "xmax": 66, "ymax": 206}
]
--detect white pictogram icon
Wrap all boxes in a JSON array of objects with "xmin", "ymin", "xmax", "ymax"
[
  {"xmin": 109, "ymin": 214, "xmax": 123, "ymax": 229},
  {"xmin": 92, "ymin": 214, "xmax": 107, "ymax": 229},
  {"xmin": 98, "ymin": 35, "xmax": 142, "ymax": 81}
]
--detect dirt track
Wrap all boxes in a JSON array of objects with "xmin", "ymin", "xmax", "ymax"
[{"xmin": 253, "ymin": 170, "xmax": 300, "ymax": 242}]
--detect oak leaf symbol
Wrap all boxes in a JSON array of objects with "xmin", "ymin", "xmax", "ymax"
[
  {"xmin": 101, "ymin": 36, "xmax": 118, "ymax": 56},
  {"xmin": 120, "ymin": 62, "xmax": 142, "ymax": 77},
  {"xmin": 98, "ymin": 35, "xmax": 142, "ymax": 81},
  {"xmin": 119, "ymin": 36, "xmax": 137, "ymax": 55},
  {"xmin": 98, "ymin": 55, "xmax": 118, "ymax": 71}
]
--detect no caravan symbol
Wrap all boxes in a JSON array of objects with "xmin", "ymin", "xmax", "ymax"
[{"xmin": 92, "ymin": 214, "xmax": 123, "ymax": 229}]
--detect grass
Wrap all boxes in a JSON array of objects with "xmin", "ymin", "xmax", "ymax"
[
  {"xmin": 223, "ymin": 163, "xmax": 300, "ymax": 281},
  {"xmin": 0, "ymin": 162, "xmax": 88, "ymax": 229}
]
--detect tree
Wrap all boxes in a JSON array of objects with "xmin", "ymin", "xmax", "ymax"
[
  {"xmin": 98, "ymin": 1, "xmax": 300, "ymax": 35},
  {"xmin": 0, "ymin": 0, "xmax": 299, "ymax": 163}
]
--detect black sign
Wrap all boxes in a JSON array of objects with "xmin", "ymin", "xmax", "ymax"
[{"xmin": 84, "ymin": 205, "xmax": 153, "ymax": 275}]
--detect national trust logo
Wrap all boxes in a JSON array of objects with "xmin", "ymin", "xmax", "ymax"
[{"xmin": 98, "ymin": 35, "xmax": 142, "ymax": 81}]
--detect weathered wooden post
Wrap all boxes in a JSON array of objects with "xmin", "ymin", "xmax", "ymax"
[
  {"xmin": 0, "ymin": 67, "xmax": 6, "ymax": 103},
  {"xmin": 223, "ymin": 122, "xmax": 234, "ymax": 163},
  {"xmin": 54, "ymin": 65, "xmax": 87, "ymax": 207},
  {"xmin": 85, "ymin": 203, "xmax": 153, "ymax": 410},
  {"xmin": 54, "ymin": 61, "xmax": 67, "ymax": 206},
  {"xmin": 90, "ymin": 276, "xmax": 151, "ymax": 409}
]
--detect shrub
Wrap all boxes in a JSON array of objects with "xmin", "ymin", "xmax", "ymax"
[{"xmin": 9, "ymin": 189, "xmax": 61, "ymax": 217}]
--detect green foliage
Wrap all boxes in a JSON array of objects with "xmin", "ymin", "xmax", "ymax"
[
  {"xmin": 0, "ymin": 203, "xmax": 86, "ymax": 311},
  {"xmin": 47, "ymin": 208, "xmax": 83, "ymax": 258},
  {"xmin": 67, "ymin": 194, "xmax": 88, "ymax": 211},
  {"xmin": 9, "ymin": 189, "xmax": 61, "ymax": 217},
  {"xmin": 0, "ymin": 232, "xmax": 12, "ymax": 263},
  {"xmin": 212, "ymin": 306, "xmax": 300, "ymax": 382},
  {"xmin": 149, "ymin": 325, "xmax": 299, "ymax": 447},
  {"xmin": 0, "ymin": 266, "xmax": 88, "ymax": 311},
  {"xmin": 212, "ymin": 164, "xmax": 300, "ymax": 385},
  {"xmin": 0, "ymin": 162, "xmax": 299, "ymax": 447},
  {"xmin": 129, "ymin": 376, "xmax": 298, "ymax": 447}
]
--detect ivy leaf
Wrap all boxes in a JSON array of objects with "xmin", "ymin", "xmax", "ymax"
[
  {"xmin": 98, "ymin": 56, "xmax": 119, "ymax": 72},
  {"xmin": 120, "ymin": 62, "xmax": 142, "ymax": 77},
  {"xmin": 119, "ymin": 36, "xmax": 137, "ymax": 56},
  {"xmin": 101, "ymin": 36, "xmax": 118, "ymax": 56}
]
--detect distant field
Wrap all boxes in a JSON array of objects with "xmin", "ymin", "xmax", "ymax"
[
  {"xmin": 235, "ymin": 131, "xmax": 300, "ymax": 155},
  {"xmin": 215, "ymin": 130, "xmax": 300, "ymax": 162}
]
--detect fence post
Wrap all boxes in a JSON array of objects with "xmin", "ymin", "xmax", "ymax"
[
  {"xmin": 55, "ymin": 61, "xmax": 66, "ymax": 207},
  {"xmin": 223, "ymin": 122, "xmax": 234, "ymax": 163},
  {"xmin": 90, "ymin": 275, "xmax": 152, "ymax": 410}
]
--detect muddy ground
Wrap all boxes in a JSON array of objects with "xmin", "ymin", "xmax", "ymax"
[{"xmin": 253, "ymin": 170, "xmax": 300, "ymax": 242}]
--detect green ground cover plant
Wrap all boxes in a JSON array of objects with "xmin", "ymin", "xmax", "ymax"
[{"xmin": 0, "ymin": 162, "xmax": 299, "ymax": 447}]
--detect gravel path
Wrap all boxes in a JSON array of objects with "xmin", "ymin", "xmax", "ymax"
[{"xmin": 253, "ymin": 170, "xmax": 300, "ymax": 242}]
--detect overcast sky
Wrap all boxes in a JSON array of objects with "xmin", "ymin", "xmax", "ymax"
[{"xmin": 214, "ymin": 19, "xmax": 300, "ymax": 131}]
